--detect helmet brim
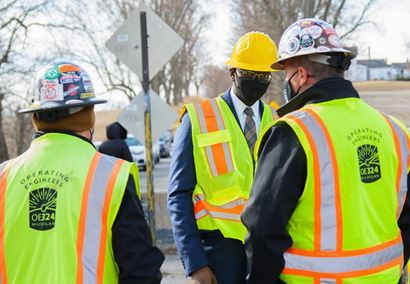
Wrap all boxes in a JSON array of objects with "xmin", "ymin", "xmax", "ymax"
[
  {"xmin": 271, "ymin": 48, "xmax": 356, "ymax": 70},
  {"xmin": 226, "ymin": 59, "xmax": 280, "ymax": 72},
  {"xmin": 19, "ymin": 98, "xmax": 107, "ymax": 114}
]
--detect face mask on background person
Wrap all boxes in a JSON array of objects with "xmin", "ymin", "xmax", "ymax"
[
  {"xmin": 282, "ymin": 71, "xmax": 301, "ymax": 103},
  {"xmin": 233, "ymin": 69, "xmax": 271, "ymax": 106}
]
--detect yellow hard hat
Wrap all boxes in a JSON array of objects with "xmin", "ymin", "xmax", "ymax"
[{"xmin": 226, "ymin": 31, "xmax": 279, "ymax": 72}]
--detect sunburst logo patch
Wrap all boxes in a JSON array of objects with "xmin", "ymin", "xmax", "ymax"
[
  {"xmin": 357, "ymin": 144, "xmax": 381, "ymax": 183},
  {"xmin": 29, "ymin": 188, "xmax": 57, "ymax": 230}
]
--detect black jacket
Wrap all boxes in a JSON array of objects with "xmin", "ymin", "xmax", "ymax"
[
  {"xmin": 99, "ymin": 122, "xmax": 133, "ymax": 162},
  {"xmin": 241, "ymin": 77, "xmax": 410, "ymax": 283}
]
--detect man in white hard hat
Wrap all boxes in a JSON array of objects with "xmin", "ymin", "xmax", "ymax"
[{"xmin": 242, "ymin": 18, "xmax": 410, "ymax": 283}]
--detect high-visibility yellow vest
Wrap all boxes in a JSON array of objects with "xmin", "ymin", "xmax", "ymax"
[
  {"xmin": 0, "ymin": 133, "xmax": 139, "ymax": 284},
  {"xmin": 256, "ymin": 98, "xmax": 409, "ymax": 283},
  {"xmin": 183, "ymin": 96, "xmax": 275, "ymax": 242}
]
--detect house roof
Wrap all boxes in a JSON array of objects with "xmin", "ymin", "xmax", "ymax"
[
  {"xmin": 357, "ymin": 59, "xmax": 389, "ymax": 68},
  {"xmin": 391, "ymin": 62, "xmax": 410, "ymax": 70}
]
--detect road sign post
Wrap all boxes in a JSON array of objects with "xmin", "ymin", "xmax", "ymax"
[
  {"xmin": 140, "ymin": 11, "xmax": 156, "ymax": 243},
  {"xmin": 106, "ymin": 2, "xmax": 184, "ymax": 245}
]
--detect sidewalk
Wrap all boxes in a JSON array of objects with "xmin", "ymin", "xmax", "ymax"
[{"xmin": 161, "ymin": 254, "xmax": 186, "ymax": 283}]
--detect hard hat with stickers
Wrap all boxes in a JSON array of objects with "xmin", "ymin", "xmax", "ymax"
[
  {"xmin": 19, "ymin": 60, "xmax": 106, "ymax": 114},
  {"xmin": 271, "ymin": 18, "xmax": 356, "ymax": 70}
]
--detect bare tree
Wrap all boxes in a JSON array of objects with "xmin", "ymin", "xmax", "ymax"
[
  {"xmin": 0, "ymin": 0, "xmax": 58, "ymax": 161},
  {"xmin": 202, "ymin": 65, "xmax": 233, "ymax": 98},
  {"xmin": 57, "ymin": 0, "xmax": 209, "ymax": 106},
  {"xmin": 233, "ymin": 0, "xmax": 378, "ymax": 105}
]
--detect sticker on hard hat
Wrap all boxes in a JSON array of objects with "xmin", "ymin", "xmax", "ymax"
[
  {"xmin": 64, "ymin": 85, "xmax": 80, "ymax": 97},
  {"xmin": 45, "ymin": 67, "xmax": 60, "ymax": 80},
  {"xmin": 80, "ymin": 92, "xmax": 94, "ymax": 99},
  {"xmin": 41, "ymin": 83, "xmax": 64, "ymax": 102},
  {"xmin": 287, "ymin": 38, "xmax": 300, "ymax": 54},
  {"xmin": 328, "ymin": 35, "xmax": 342, "ymax": 48},
  {"xmin": 308, "ymin": 25, "xmax": 323, "ymax": 39},
  {"xmin": 300, "ymin": 34, "xmax": 314, "ymax": 49},
  {"xmin": 288, "ymin": 25, "xmax": 301, "ymax": 37}
]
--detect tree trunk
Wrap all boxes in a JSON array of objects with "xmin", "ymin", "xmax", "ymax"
[{"xmin": 0, "ymin": 93, "xmax": 9, "ymax": 163}]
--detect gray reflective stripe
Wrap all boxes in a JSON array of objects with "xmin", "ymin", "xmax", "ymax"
[
  {"xmin": 82, "ymin": 154, "xmax": 118, "ymax": 283},
  {"xmin": 0, "ymin": 161, "xmax": 8, "ymax": 176},
  {"xmin": 195, "ymin": 210, "xmax": 208, "ymax": 219},
  {"xmin": 284, "ymin": 241, "xmax": 402, "ymax": 273},
  {"xmin": 194, "ymin": 209, "xmax": 240, "ymax": 221},
  {"xmin": 385, "ymin": 116, "xmax": 409, "ymax": 217},
  {"xmin": 193, "ymin": 195, "xmax": 242, "ymax": 221},
  {"xmin": 321, "ymin": 279, "xmax": 336, "ymax": 284},
  {"xmin": 219, "ymin": 198, "xmax": 246, "ymax": 209},
  {"xmin": 292, "ymin": 110, "xmax": 338, "ymax": 251},
  {"xmin": 209, "ymin": 211, "xmax": 240, "ymax": 221},
  {"xmin": 194, "ymin": 103, "xmax": 207, "ymax": 133},
  {"xmin": 193, "ymin": 103, "xmax": 218, "ymax": 176},
  {"xmin": 210, "ymin": 99, "xmax": 234, "ymax": 172}
]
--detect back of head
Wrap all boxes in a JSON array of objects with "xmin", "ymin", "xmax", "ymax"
[
  {"xmin": 106, "ymin": 122, "xmax": 127, "ymax": 140},
  {"xmin": 19, "ymin": 59, "xmax": 106, "ymax": 133}
]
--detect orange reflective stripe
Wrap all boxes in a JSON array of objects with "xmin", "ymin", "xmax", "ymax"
[
  {"xmin": 201, "ymin": 100, "xmax": 229, "ymax": 175},
  {"xmin": 305, "ymin": 109, "xmax": 343, "ymax": 252},
  {"xmin": 288, "ymin": 235, "xmax": 402, "ymax": 257},
  {"xmin": 0, "ymin": 161, "xmax": 11, "ymax": 284},
  {"xmin": 283, "ymin": 256, "xmax": 402, "ymax": 279},
  {"xmin": 96, "ymin": 159, "xmax": 124, "ymax": 284},
  {"xmin": 194, "ymin": 199, "xmax": 244, "ymax": 215},
  {"xmin": 193, "ymin": 99, "xmax": 235, "ymax": 176},
  {"xmin": 193, "ymin": 195, "xmax": 246, "ymax": 222},
  {"xmin": 76, "ymin": 153, "xmax": 101, "ymax": 284},
  {"xmin": 288, "ymin": 114, "xmax": 322, "ymax": 251}
]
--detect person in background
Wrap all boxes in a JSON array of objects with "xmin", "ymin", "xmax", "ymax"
[{"xmin": 99, "ymin": 121, "xmax": 133, "ymax": 162}]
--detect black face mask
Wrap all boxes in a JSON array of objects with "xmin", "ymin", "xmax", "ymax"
[
  {"xmin": 283, "ymin": 71, "xmax": 301, "ymax": 103},
  {"xmin": 233, "ymin": 76, "xmax": 270, "ymax": 106}
]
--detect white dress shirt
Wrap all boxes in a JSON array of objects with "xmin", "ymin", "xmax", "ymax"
[{"xmin": 230, "ymin": 89, "xmax": 261, "ymax": 135}]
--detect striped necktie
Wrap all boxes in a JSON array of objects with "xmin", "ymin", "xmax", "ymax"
[{"xmin": 243, "ymin": 107, "xmax": 257, "ymax": 154}]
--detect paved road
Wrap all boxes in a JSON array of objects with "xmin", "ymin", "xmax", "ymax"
[
  {"xmin": 161, "ymin": 255, "xmax": 186, "ymax": 283},
  {"xmin": 139, "ymin": 157, "xmax": 171, "ymax": 192},
  {"xmin": 138, "ymin": 158, "xmax": 187, "ymax": 282}
]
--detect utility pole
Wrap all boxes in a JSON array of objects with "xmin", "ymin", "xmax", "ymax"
[{"xmin": 140, "ymin": 11, "xmax": 156, "ymax": 243}]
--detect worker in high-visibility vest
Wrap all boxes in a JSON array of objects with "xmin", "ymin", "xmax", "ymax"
[
  {"xmin": 168, "ymin": 32, "xmax": 278, "ymax": 284},
  {"xmin": 0, "ymin": 60, "xmax": 164, "ymax": 283},
  {"xmin": 242, "ymin": 18, "xmax": 410, "ymax": 283}
]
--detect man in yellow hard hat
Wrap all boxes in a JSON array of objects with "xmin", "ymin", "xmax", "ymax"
[
  {"xmin": 168, "ymin": 32, "xmax": 278, "ymax": 284},
  {"xmin": 0, "ymin": 60, "xmax": 164, "ymax": 283},
  {"xmin": 242, "ymin": 18, "xmax": 410, "ymax": 283}
]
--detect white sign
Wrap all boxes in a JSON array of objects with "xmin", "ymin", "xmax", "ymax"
[
  {"xmin": 118, "ymin": 90, "xmax": 179, "ymax": 143},
  {"xmin": 106, "ymin": 2, "xmax": 184, "ymax": 81}
]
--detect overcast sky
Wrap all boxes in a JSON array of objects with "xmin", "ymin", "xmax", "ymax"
[{"xmin": 204, "ymin": 0, "xmax": 410, "ymax": 65}]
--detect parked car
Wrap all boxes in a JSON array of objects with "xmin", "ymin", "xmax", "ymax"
[
  {"xmin": 125, "ymin": 135, "xmax": 160, "ymax": 171},
  {"xmin": 93, "ymin": 140, "xmax": 103, "ymax": 150},
  {"xmin": 159, "ymin": 136, "xmax": 171, "ymax": 158}
]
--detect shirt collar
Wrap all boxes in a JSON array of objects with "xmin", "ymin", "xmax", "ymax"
[{"xmin": 230, "ymin": 88, "xmax": 260, "ymax": 117}]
